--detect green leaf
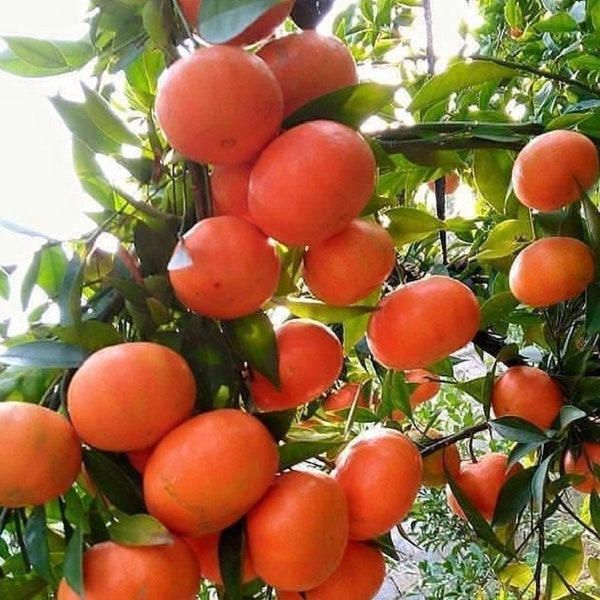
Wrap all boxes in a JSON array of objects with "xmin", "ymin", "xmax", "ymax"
[
  {"xmin": 222, "ymin": 311, "xmax": 280, "ymax": 388},
  {"xmin": 199, "ymin": 0, "xmax": 287, "ymax": 43},
  {"xmin": 408, "ymin": 60, "xmax": 519, "ymax": 112},
  {"xmin": 63, "ymin": 525, "xmax": 84, "ymax": 597},
  {"xmin": 559, "ymin": 405, "xmax": 587, "ymax": 431},
  {"xmin": 21, "ymin": 250, "xmax": 42, "ymax": 310},
  {"xmin": 109, "ymin": 514, "xmax": 173, "ymax": 545},
  {"xmin": 383, "ymin": 207, "xmax": 442, "ymax": 246},
  {"xmin": 0, "ymin": 340, "xmax": 89, "ymax": 368},
  {"xmin": 379, "ymin": 370, "xmax": 411, "ymax": 419},
  {"xmin": 0, "ymin": 575, "xmax": 48, "ymax": 599},
  {"xmin": 219, "ymin": 520, "xmax": 245, "ymax": 600},
  {"xmin": 473, "ymin": 149, "xmax": 515, "ymax": 214},
  {"xmin": 271, "ymin": 296, "xmax": 376, "ymax": 324},
  {"xmin": 535, "ymin": 12, "xmax": 579, "ymax": 32},
  {"xmin": 58, "ymin": 254, "xmax": 84, "ymax": 327},
  {"xmin": 473, "ymin": 219, "xmax": 532, "ymax": 261},
  {"xmin": 532, "ymin": 454, "xmax": 553, "ymax": 512},
  {"xmin": 492, "ymin": 466, "xmax": 535, "ymax": 526},
  {"xmin": 0, "ymin": 267, "xmax": 10, "ymax": 301},
  {"xmin": 278, "ymin": 440, "xmax": 343, "ymax": 470},
  {"xmin": 590, "ymin": 492, "xmax": 600, "ymax": 535},
  {"xmin": 24, "ymin": 506, "xmax": 54, "ymax": 585},
  {"xmin": 455, "ymin": 376, "xmax": 487, "ymax": 403},
  {"xmin": 283, "ymin": 83, "xmax": 396, "ymax": 129},
  {"xmin": 0, "ymin": 37, "xmax": 93, "ymax": 77},
  {"xmin": 37, "ymin": 245, "xmax": 68, "ymax": 299},
  {"xmin": 545, "ymin": 536, "xmax": 584, "ymax": 600},
  {"xmin": 582, "ymin": 196, "xmax": 600, "ymax": 259},
  {"xmin": 480, "ymin": 292, "xmax": 518, "ymax": 329},
  {"xmin": 585, "ymin": 282, "xmax": 600, "ymax": 336},
  {"xmin": 589, "ymin": 556, "xmax": 600, "ymax": 588},
  {"xmin": 54, "ymin": 321, "xmax": 122, "ymax": 353},
  {"xmin": 83, "ymin": 449, "xmax": 146, "ymax": 514},
  {"xmin": 489, "ymin": 416, "xmax": 549, "ymax": 443}
]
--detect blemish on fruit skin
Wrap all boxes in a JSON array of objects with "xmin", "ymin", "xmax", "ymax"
[{"xmin": 221, "ymin": 138, "xmax": 236, "ymax": 148}]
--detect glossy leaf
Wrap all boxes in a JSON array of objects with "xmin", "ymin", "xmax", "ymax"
[
  {"xmin": 284, "ymin": 82, "xmax": 396, "ymax": 129},
  {"xmin": 379, "ymin": 370, "xmax": 411, "ymax": 419},
  {"xmin": 473, "ymin": 219, "xmax": 531, "ymax": 261},
  {"xmin": 109, "ymin": 515, "xmax": 173, "ymax": 546},
  {"xmin": 24, "ymin": 506, "xmax": 54, "ymax": 584},
  {"xmin": 199, "ymin": 0, "xmax": 286, "ymax": 43},
  {"xmin": 480, "ymin": 292, "xmax": 519, "ymax": 329},
  {"xmin": 222, "ymin": 311, "xmax": 280, "ymax": 387},
  {"xmin": 409, "ymin": 61, "xmax": 519, "ymax": 112},
  {"xmin": 278, "ymin": 440, "xmax": 343, "ymax": 469},
  {"xmin": 54, "ymin": 321, "xmax": 122, "ymax": 353},
  {"xmin": 271, "ymin": 296, "xmax": 376, "ymax": 323},
  {"xmin": 383, "ymin": 207, "xmax": 442, "ymax": 246},
  {"xmin": 0, "ymin": 340, "xmax": 89, "ymax": 368},
  {"xmin": 37, "ymin": 245, "xmax": 68, "ymax": 299},
  {"xmin": 532, "ymin": 454, "xmax": 553, "ymax": 512},
  {"xmin": 219, "ymin": 520, "xmax": 245, "ymax": 600},
  {"xmin": 544, "ymin": 536, "xmax": 584, "ymax": 600},
  {"xmin": 473, "ymin": 149, "xmax": 515, "ymax": 214},
  {"xmin": 590, "ymin": 492, "xmax": 600, "ymax": 535},
  {"xmin": 489, "ymin": 416, "xmax": 548, "ymax": 443},
  {"xmin": 492, "ymin": 466, "xmax": 535, "ymax": 526},
  {"xmin": 83, "ymin": 449, "xmax": 146, "ymax": 514},
  {"xmin": 63, "ymin": 525, "xmax": 84, "ymax": 597}
]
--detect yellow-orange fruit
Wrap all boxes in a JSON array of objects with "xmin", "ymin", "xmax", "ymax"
[
  {"xmin": 56, "ymin": 538, "xmax": 200, "ymax": 600},
  {"xmin": 67, "ymin": 342, "xmax": 196, "ymax": 452},
  {"xmin": 332, "ymin": 428, "xmax": 423, "ymax": 540},
  {"xmin": 512, "ymin": 129, "xmax": 599, "ymax": 211},
  {"xmin": 168, "ymin": 216, "xmax": 281, "ymax": 319},
  {"xmin": 246, "ymin": 469, "xmax": 349, "ymax": 591},
  {"xmin": 144, "ymin": 409, "xmax": 278, "ymax": 536},
  {"xmin": 426, "ymin": 171, "xmax": 460, "ymax": 195},
  {"xmin": 491, "ymin": 365, "xmax": 564, "ymax": 430},
  {"xmin": 323, "ymin": 383, "xmax": 368, "ymax": 411},
  {"xmin": 509, "ymin": 236, "xmax": 595, "ymax": 307},
  {"xmin": 0, "ymin": 402, "xmax": 81, "ymax": 507},
  {"xmin": 248, "ymin": 120, "xmax": 376, "ymax": 247},
  {"xmin": 366, "ymin": 276, "xmax": 481, "ymax": 370},
  {"xmin": 407, "ymin": 429, "xmax": 461, "ymax": 488},
  {"xmin": 257, "ymin": 30, "xmax": 358, "ymax": 116},
  {"xmin": 210, "ymin": 161, "xmax": 254, "ymax": 221},
  {"xmin": 302, "ymin": 219, "xmax": 396, "ymax": 306},
  {"xmin": 155, "ymin": 46, "xmax": 283, "ymax": 165},
  {"xmin": 563, "ymin": 442, "xmax": 600, "ymax": 493}
]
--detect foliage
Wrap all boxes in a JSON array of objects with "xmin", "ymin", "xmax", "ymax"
[{"xmin": 1, "ymin": 0, "xmax": 600, "ymax": 598}]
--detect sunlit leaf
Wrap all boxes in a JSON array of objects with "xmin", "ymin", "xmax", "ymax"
[
  {"xmin": 271, "ymin": 296, "xmax": 376, "ymax": 323},
  {"xmin": 499, "ymin": 561, "xmax": 533, "ymax": 590},
  {"xmin": 109, "ymin": 514, "xmax": 173, "ymax": 546},
  {"xmin": 0, "ymin": 340, "xmax": 89, "ymax": 368},
  {"xmin": 0, "ymin": 267, "xmax": 9, "ymax": 300},
  {"xmin": 544, "ymin": 536, "xmax": 583, "ymax": 599},
  {"xmin": 473, "ymin": 219, "xmax": 531, "ymax": 261},
  {"xmin": 383, "ymin": 206, "xmax": 442, "ymax": 246},
  {"xmin": 278, "ymin": 439, "xmax": 343, "ymax": 469},
  {"xmin": 409, "ymin": 60, "xmax": 519, "ymax": 112}
]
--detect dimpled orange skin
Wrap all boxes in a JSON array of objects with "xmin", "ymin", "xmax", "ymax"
[
  {"xmin": 276, "ymin": 541, "xmax": 386, "ymax": 600},
  {"xmin": 246, "ymin": 470, "xmax": 349, "ymax": 592},
  {"xmin": 184, "ymin": 531, "xmax": 257, "ymax": 585},
  {"xmin": 178, "ymin": 0, "xmax": 294, "ymax": 46},
  {"xmin": 0, "ymin": 402, "xmax": 82, "ymax": 508},
  {"xmin": 248, "ymin": 120, "xmax": 376, "ymax": 247},
  {"xmin": 563, "ymin": 442, "xmax": 600, "ymax": 493},
  {"xmin": 366, "ymin": 276, "xmax": 481, "ymax": 371},
  {"xmin": 491, "ymin": 365, "xmax": 564, "ymax": 430},
  {"xmin": 67, "ymin": 342, "xmax": 196, "ymax": 452},
  {"xmin": 302, "ymin": 219, "xmax": 396, "ymax": 306},
  {"xmin": 512, "ymin": 130, "xmax": 599, "ymax": 211},
  {"xmin": 249, "ymin": 319, "xmax": 343, "ymax": 412},
  {"xmin": 509, "ymin": 237, "xmax": 595, "ymax": 307},
  {"xmin": 155, "ymin": 46, "xmax": 283, "ymax": 165},
  {"xmin": 257, "ymin": 31, "xmax": 358, "ymax": 116},
  {"xmin": 56, "ymin": 538, "xmax": 200, "ymax": 600},
  {"xmin": 446, "ymin": 453, "xmax": 522, "ymax": 522},
  {"xmin": 332, "ymin": 428, "xmax": 423, "ymax": 540},
  {"xmin": 144, "ymin": 409, "xmax": 279, "ymax": 537},
  {"xmin": 168, "ymin": 216, "xmax": 281, "ymax": 320}
]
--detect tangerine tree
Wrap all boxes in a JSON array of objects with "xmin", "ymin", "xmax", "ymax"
[{"xmin": 1, "ymin": 0, "xmax": 600, "ymax": 598}]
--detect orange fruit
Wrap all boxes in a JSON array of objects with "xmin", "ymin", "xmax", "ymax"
[
  {"xmin": 168, "ymin": 216, "xmax": 281, "ymax": 319},
  {"xmin": 257, "ymin": 30, "xmax": 358, "ymax": 116},
  {"xmin": 56, "ymin": 537, "xmax": 200, "ymax": 600},
  {"xmin": 302, "ymin": 219, "xmax": 396, "ymax": 306},
  {"xmin": 332, "ymin": 428, "xmax": 422, "ymax": 540},
  {"xmin": 179, "ymin": 0, "xmax": 294, "ymax": 45},
  {"xmin": 276, "ymin": 540, "xmax": 385, "ymax": 600},
  {"xmin": 323, "ymin": 382, "xmax": 368, "ymax": 411},
  {"xmin": 144, "ymin": 408, "xmax": 278, "ymax": 536},
  {"xmin": 426, "ymin": 171, "xmax": 460, "ymax": 195},
  {"xmin": 127, "ymin": 446, "xmax": 155, "ymax": 474},
  {"xmin": 249, "ymin": 319, "xmax": 343, "ymax": 412},
  {"xmin": 185, "ymin": 531, "xmax": 257, "ymax": 585},
  {"xmin": 563, "ymin": 441, "xmax": 600, "ymax": 493},
  {"xmin": 366, "ymin": 276, "xmax": 481, "ymax": 370},
  {"xmin": 0, "ymin": 402, "xmax": 81, "ymax": 508},
  {"xmin": 155, "ymin": 46, "xmax": 283, "ymax": 165},
  {"xmin": 67, "ymin": 342, "xmax": 196, "ymax": 452},
  {"xmin": 512, "ymin": 129, "xmax": 599, "ymax": 211},
  {"xmin": 508, "ymin": 236, "xmax": 595, "ymax": 307},
  {"xmin": 210, "ymin": 161, "xmax": 254, "ymax": 221},
  {"xmin": 446, "ymin": 453, "xmax": 521, "ymax": 522},
  {"xmin": 491, "ymin": 365, "xmax": 564, "ymax": 430},
  {"xmin": 407, "ymin": 429, "xmax": 461, "ymax": 488},
  {"xmin": 246, "ymin": 469, "xmax": 349, "ymax": 591},
  {"xmin": 391, "ymin": 369, "xmax": 441, "ymax": 421},
  {"xmin": 248, "ymin": 119, "xmax": 376, "ymax": 247}
]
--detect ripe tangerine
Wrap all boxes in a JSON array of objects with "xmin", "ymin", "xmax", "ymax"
[
  {"xmin": 168, "ymin": 216, "xmax": 281, "ymax": 320},
  {"xmin": 210, "ymin": 161, "xmax": 254, "ymax": 221},
  {"xmin": 563, "ymin": 441, "xmax": 600, "ymax": 493},
  {"xmin": 155, "ymin": 46, "xmax": 283, "ymax": 165},
  {"xmin": 144, "ymin": 408, "xmax": 278, "ymax": 536},
  {"xmin": 67, "ymin": 341, "xmax": 196, "ymax": 452},
  {"xmin": 508, "ymin": 236, "xmax": 595, "ymax": 307},
  {"xmin": 0, "ymin": 401, "xmax": 81, "ymax": 508},
  {"xmin": 366, "ymin": 275, "xmax": 481, "ymax": 370},
  {"xmin": 248, "ymin": 119, "xmax": 376, "ymax": 247}
]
